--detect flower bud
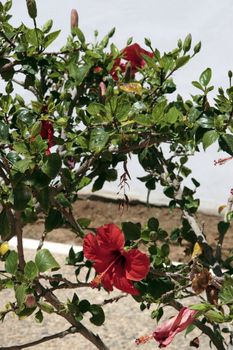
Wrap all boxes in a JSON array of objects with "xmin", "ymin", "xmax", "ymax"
[
  {"xmin": 99, "ymin": 82, "xmax": 106, "ymax": 97},
  {"xmin": 25, "ymin": 294, "xmax": 37, "ymax": 308},
  {"xmin": 228, "ymin": 70, "xmax": 233, "ymax": 79},
  {"xmin": 193, "ymin": 41, "xmax": 201, "ymax": 54},
  {"xmin": 71, "ymin": 9, "xmax": 79, "ymax": 29},
  {"xmin": 26, "ymin": 0, "xmax": 37, "ymax": 19}
]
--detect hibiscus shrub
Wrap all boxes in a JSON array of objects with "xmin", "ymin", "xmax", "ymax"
[{"xmin": 0, "ymin": 1, "xmax": 233, "ymax": 349}]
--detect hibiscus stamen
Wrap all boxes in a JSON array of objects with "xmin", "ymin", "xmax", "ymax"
[
  {"xmin": 90, "ymin": 273, "xmax": 104, "ymax": 288},
  {"xmin": 135, "ymin": 334, "xmax": 154, "ymax": 345},
  {"xmin": 214, "ymin": 156, "xmax": 233, "ymax": 165}
]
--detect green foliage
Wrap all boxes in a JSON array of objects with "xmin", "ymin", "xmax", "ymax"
[
  {"xmin": 0, "ymin": 3, "xmax": 233, "ymax": 348},
  {"xmin": 35, "ymin": 249, "xmax": 60, "ymax": 272}
]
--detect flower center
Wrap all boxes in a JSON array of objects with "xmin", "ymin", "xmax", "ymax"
[{"xmin": 90, "ymin": 252, "xmax": 122, "ymax": 288}]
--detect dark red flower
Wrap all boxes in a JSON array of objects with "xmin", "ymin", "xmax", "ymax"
[
  {"xmin": 83, "ymin": 223, "xmax": 150, "ymax": 295},
  {"xmin": 110, "ymin": 43, "xmax": 154, "ymax": 80},
  {"xmin": 40, "ymin": 120, "xmax": 54, "ymax": 155}
]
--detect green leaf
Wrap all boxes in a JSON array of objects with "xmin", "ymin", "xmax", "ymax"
[
  {"xmin": 35, "ymin": 309, "xmax": 43, "ymax": 323},
  {"xmin": 147, "ymin": 278, "xmax": 174, "ymax": 300},
  {"xmin": 39, "ymin": 302, "xmax": 54, "ymax": 314},
  {"xmin": 4, "ymin": 0, "xmax": 12, "ymax": 11},
  {"xmin": 15, "ymin": 284, "xmax": 27, "ymax": 308},
  {"xmin": 219, "ymin": 134, "xmax": 233, "ymax": 155},
  {"xmin": 165, "ymin": 106, "xmax": 182, "ymax": 124},
  {"xmin": 114, "ymin": 97, "xmax": 131, "ymax": 122},
  {"xmin": 185, "ymin": 324, "xmax": 196, "ymax": 337},
  {"xmin": 45, "ymin": 209, "xmax": 63, "ymax": 232},
  {"xmin": 25, "ymin": 28, "xmax": 43, "ymax": 47},
  {"xmin": 87, "ymin": 103, "xmax": 110, "ymax": 123},
  {"xmin": 152, "ymin": 100, "xmax": 167, "ymax": 123},
  {"xmin": 189, "ymin": 303, "xmax": 211, "ymax": 311},
  {"xmin": 202, "ymin": 130, "xmax": 218, "ymax": 150},
  {"xmin": 13, "ymin": 185, "xmax": 32, "ymax": 211},
  {"xmin": 13, "ymin": 159, "xmax": 34, "ymax": 173},
  {"xmin": 44, "ymin": 30, "xmax": 61, "ymax": 49},
  {"xmin": 205, "ymin": 310, "xmax": 225, "ymax": 323},
  {"xmin": 122, "ymin": 222, "xmax": 141, "ymax": 240},
  {"xmin": 89, "ymin": 304, "xmax": 105, "ymax": 326},
  {"xmin": 89, "ymin": 128, "xmax": 109, "ymax": 153},
  {"xmin": 175, "ymin": 55, "xmax": 190, "ymax": 69},
  {"xmin": 5, "ymin": 251, "xmax": 18, "ymax": 275},
  {"xmin": 148, "ymin": 217, "xmax": 159, "ymax": 231},
  {"xmin": 79, "ymin": 299, "xmax": 91, "ymax": 313},
  {"xmin": 199, "ymin": 68, "xmax": 212, "ymax": 86},
  {"xmin": 0, "ymin": 121, "xmax": 9, "ymax": 143},
  {"xmin": 218, "ymin": 221, "xmax": 230, "ymax": 236},
  {"xmin": 192, "ymin": 81, "xmax": 204, "ymax": 91},
  {"xmin": 42, "ymin": 153, "xmax": 62, "ymax": 179},
  {"xmin": 219, "ymin": 275, "xmax": 233, "ymax": 304},
  {"xmin": 77, "ymin": 218, "xmax": 91, "ymax": 229},
  {"xmin": 35, "ymin": 249, "xmax": 60, "ymax": 272},
  {"xmin": 134, "ymin": 114, "xmax": 154, "ymax": 126},
  {"xmin": 24, "ymin": 261, "xmax": 39, "ymax": 280},
  {"xmin": 42, "ymin": 19, "xmax": 53, "ymax": 33},
  {"xmin": 16, "ymin": 109, "xmax": 36, "ymax": 127},
  {"xmin": 71, "ymin": 27, "xmax": 85, "ymax": 44},
  {"xmin": 0, "ymin": 209, "xmax": 11, "ymax": 240}
]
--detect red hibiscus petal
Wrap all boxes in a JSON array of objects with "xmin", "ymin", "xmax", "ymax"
[
  {"xmin": 101, "ymin": 271, "xmax": 114, "ymax": 292},
  {"xmin": 96, "ymin": 224, "xmax": 125, "ymax": 252},
  {"xmin": 124, "ymin": 249, "xmax": 150, "ymax": 281},
  {"xmin": 122, "ymin": 43, "xmax": 153, "ymax": 69},
  {"xmin": 83, "ymin": 233, "xmax": 99, "ymax": 261},
  {"xmin": 83, "ymin": 233, "xmax": 115, "ymax": 273},
  {"xmin": 113, "ymin": 263, "xmax": 140, "ymax": 295}
]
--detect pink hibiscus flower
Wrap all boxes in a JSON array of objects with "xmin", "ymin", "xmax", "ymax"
[{"xmin": 136, "ymin": 307, "xmax": 197, "ymax": 348}]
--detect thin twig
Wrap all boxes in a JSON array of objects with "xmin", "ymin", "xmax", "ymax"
[
  {"xmin": 39, "ymin": 275, "xmax": 90, "ymax": 290},
  {"xmin": 0, "ymin": 326, "xmax": 80, "ymax": 350},
  {"xmin": 15, "ymin": 211, "xmax": 25, "ymax": 271},
  {"xmin": 38, "ymin": 284, "xmax": 110, "ymax": 350},
  {"xmin": 0, "ymin": 60, "xmax": 20, "ymax": 73},
  {"xmin": 216, "ymin": 193, "xmax": 233, "ymax": 261},
  {"xmin": 98, "ymin": 294, "xmax": 127, "ymax": 307},
  {"xmin": 183, "ymin": 210, "xmax": 222, "ymax": 277},
  {"xmin": 12, "ymin": 78, "xmax": 38, "ymax": 96},
  {"xmin": 37, "ymin": 230, "xmax": 48, "ymax": 251}
]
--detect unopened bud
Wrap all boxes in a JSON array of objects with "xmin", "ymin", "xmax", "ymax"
[
  {"xmin": 71, "ymin": 9, "xmax": 79, "ymax": 29},
  {"xmin": 99, "ymin": 82, "xmax": 106, "ymax": 97},
  {"xmin": 25, "ymin": 294, "xmax": 36, "ymax": 308},
  {"xmin": 228, "ymin": 70, "xmax": 233, "ymax": 79},
  {"xmin": 26, "ymin": 0, "xmax": 37, "ymax": 19}
]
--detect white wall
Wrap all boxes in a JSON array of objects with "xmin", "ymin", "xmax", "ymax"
[{"xmin": 7, "ymin": 0, "xmax": 233, "ymax": 214}]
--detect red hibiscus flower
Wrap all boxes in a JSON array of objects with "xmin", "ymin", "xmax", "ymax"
[
  {"xmin": 110, "ymin": 43, "xmax": 154, "ymax": 80},
  {"xmin": 40, "ymin": 120, "xmax": 54, "ymax": 155},
  {"xmin": 83, "ymin": 223, "xmax": 150, "ymax": 295},
  {"xmin": 136, "ymin": 307, "xmax": 197, "ymax": 347}
]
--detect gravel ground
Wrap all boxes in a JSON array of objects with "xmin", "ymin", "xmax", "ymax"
[{"xmin": 0, "ymin": 249, "xmax": 215, "ymax": 350}]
